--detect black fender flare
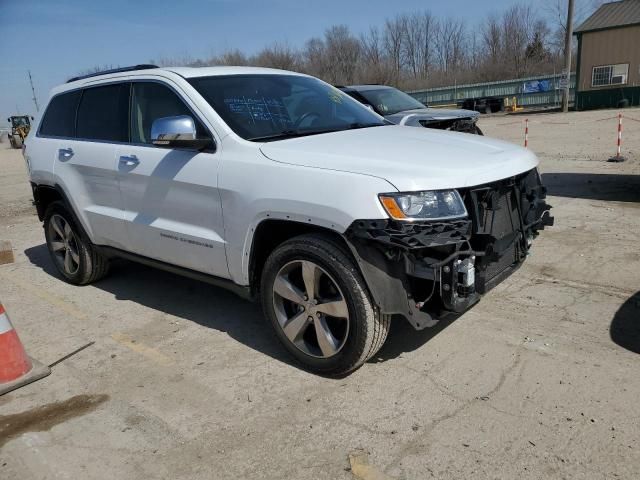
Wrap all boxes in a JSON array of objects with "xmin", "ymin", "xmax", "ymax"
[{"xmin": 32, "ymin": 183, "xmax": 93, "ymax": 241}]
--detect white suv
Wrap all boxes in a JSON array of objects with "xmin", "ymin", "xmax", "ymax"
[{"xmin": 24, "ymin": 65, "xmax": 553, "ymax": 374}]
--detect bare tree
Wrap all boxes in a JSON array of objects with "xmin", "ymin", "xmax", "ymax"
[
  {"xmin": 384, "ymin": 15, "xmax": 406, "ymax": 83},
  {"xmin": 434, "ymin": 18, "xmax": 466, "ymax": 76},
  {"xmin": 403, "ymin": 12, "xmax": 436, "ymax": 82},
  {"xmin": 302, "ymin": 37, "xmax": 327, "ymax": 78},
  {"xmin": 147, "ymin": 2, "xmax": 598, "ymax": 91},
  {"xmin": 358, "ymin": 26, "xmax": 392, "ymax": 84},
  {"xmin": 482, "ymin": 14, "xmax": 503, "ymax": 75},
  {"xmin": 359, "ymin": 27, "xmax": 383, "ymax": 67},
  {"xmin": 323, "ymin": 25, "xmax": 361, "ymax": 84},
  {"xmin": 546, "ymin": 0, "xmax": 606, "ymax": 58},
  {"xmin": 253, "ymin": 42, "xmax": 300, "ymax": 70},
  {"xmin": 418, "ymin": 12, "xmax": 437, "ymax": 81},
  {"xmin": 75, "ymin": 64, "xmax": 120, "ymax": 76},
  {"xmin": 217, "ymin": 49, "xmax": 249, "ymax": 66}
]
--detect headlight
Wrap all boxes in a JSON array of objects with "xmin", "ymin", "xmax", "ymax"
[{"xmin": 379, "ymin": 190, "xmax": 467, "ymax": 220}]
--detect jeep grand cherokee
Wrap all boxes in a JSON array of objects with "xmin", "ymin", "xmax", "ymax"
[{"xmin": 24, "ymin": 65, "xmax": 553, "ymax": 374}]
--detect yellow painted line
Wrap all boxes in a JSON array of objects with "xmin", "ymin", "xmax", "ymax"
[
  {"xmin": 0, "ymin": 271, "xmax": 172, "ymax": 366},
  {"xmin": 0, "ymin": 272, "xmax": 88, "ymax": 321},
  {"xmin": 111, "ymin": 332, "xmax": 173, "ymax": 366}
]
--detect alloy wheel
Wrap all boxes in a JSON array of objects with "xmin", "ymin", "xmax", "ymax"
[
  {"xmin": 48, "ymin": 214, "xmax": 80, "ymax": 276},
  {"xmin": 272, "ymin": 260, "xmax": 350, "ymax": 358}
]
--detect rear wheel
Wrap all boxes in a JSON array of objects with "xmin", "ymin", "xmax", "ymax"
[
  {"xmin": 44, "ymin": 201, "xmax": 110, "ymax": 285},
  {"xmin": 261, "ymin": 234, "xmax": 390, "ymax": 375}
]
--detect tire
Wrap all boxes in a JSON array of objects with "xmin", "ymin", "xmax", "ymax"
[
  {"xmin": 260, "ymin": 233, "xmax": 390, "ymax": 375},
  {"xmin": 11, "ymin": 135, "xmax": 23, "ymax": 149},
  {"xmin": 43, "ymin": 201, "xmax": 109, "ymax": 285}
]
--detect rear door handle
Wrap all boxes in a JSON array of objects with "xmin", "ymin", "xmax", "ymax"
[
  {"xmin": 58, "ymin": 148, "xmax": 74, "ymax": 160},
  {"xmin": 119, "ymin": 155, "xmax": 139, "ymax": 166}
]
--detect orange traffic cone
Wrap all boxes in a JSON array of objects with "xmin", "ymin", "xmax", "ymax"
[{"xmin": 0, "ymin": 302, "xmax": 50, "ymax": 396}]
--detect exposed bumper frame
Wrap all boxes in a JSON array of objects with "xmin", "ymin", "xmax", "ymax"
[{"xmin": 344, "ymin": 168, "xmax": 554, "ymax": 330}]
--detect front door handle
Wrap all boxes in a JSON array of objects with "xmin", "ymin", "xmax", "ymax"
[
  {"xmin": 119, "ymin": 155, "xmax": 139, "ymax": 167},
  {"xmin": 58, "ymin": 148, "xmax": 74, "ymax": 160}
]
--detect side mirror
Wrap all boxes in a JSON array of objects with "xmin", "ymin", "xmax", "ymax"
[
  {"xmin": 30, "ymin": 116, "xmax": 34, "ymax": 121},
  {"xmin": 151, "ymin": 115, "xmax": 211, "ymax": 150},
  {"xmin": 7, "ymin": 118, "xmax": 10, "ymax": 123}
]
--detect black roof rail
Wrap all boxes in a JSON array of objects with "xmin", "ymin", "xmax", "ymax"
[{"xmin": 67, "ymin": 64, "xmax": 159, "ymax": 83}]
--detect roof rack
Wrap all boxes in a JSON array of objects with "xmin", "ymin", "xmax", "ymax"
[{"xmin": 67, "ymin": 64, "xmax": 159, "ymax": 83}]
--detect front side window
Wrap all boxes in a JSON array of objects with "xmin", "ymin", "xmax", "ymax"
[
  {"xmin": 188, "ymin": 75, "xmax": 385, "ymax": 141},
  {"xmin": 357, "ymin": 87, "xmax": 426, "ymax": 115},
  {"xmin": 592, "ymin": 64, "xmax": 629, "ymax": 87},
  {"xmin": 76, "ymin": 83, "xmax": 129, "ymax": 142},
  {"xmin": 130, "ymin": 82, "xmax": 208, "ymax": 144},
  {"xmin": 39, "ymin": 90, "xmax": 82, "ymax": 137}
]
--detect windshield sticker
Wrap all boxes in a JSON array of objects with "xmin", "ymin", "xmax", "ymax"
[
  {"xmin": 224, "ymin": 96, "xmax": 292, "ymax": 126},
  {"xmin": 328, "ymin": 90, "xmax": 343, "ymax": 104}
]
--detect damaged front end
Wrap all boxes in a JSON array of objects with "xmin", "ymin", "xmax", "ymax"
[
  {"xmin": 345, "ymin": 168, "xmax": 554, "ymax": 330},
  {"xmin": 387, "ymin": 109, "xmax": 482, "ymax": 135},
  {"xmin": 418, "ymin": 118, "xmax": 482, "ymax": 135}
]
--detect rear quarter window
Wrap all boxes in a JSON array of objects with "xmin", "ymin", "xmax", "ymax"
[{"xmin": 39, "ymin": 90, "xmax": 82, "ymax": 138}]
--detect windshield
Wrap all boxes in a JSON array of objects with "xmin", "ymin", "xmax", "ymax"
[
  {"xmin": 188, "ymin": 75, "xmax": 385, "ymax": 141},
  {"xmin": 358, "ymin": 87, "xmax": 426, "ymax": 115},
  {"xmin": 11, "ymin": 117, "xmax": 29, "ymax": 127}
]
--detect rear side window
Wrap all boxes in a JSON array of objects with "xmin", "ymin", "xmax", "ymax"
[
  {"xmin": 39, "ymin": 91, "xmax": 81, "ymax": 137},
  {"xmin": 76, "ymin": 83, "xmax": 130, "ymax": 142},
  {"xmin": 130, "ymin": 82, "xmax": 208, "ymax": 144}
]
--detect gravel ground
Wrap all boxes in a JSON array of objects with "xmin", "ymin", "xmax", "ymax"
[{"xmin": 1, "ymin": 108, "xmax": 639, "ymax": 479}]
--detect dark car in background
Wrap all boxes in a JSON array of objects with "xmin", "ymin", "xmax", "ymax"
[{"xmin": 338, "ymin": 85, "xmax": 483, "ymax": 135}]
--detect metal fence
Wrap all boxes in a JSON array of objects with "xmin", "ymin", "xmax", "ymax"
[{"xmin": 408, "ymin": 73, "xmax": 576, "ymax": 108}]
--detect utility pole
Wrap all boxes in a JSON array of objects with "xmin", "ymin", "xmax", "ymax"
[
  {"xmin": 562, "ymin": 0, "xmax": 575, "ymax": 113},
  {"xmin": 28, "ymin": 70, "xmax": 40, "ymax": 113}
]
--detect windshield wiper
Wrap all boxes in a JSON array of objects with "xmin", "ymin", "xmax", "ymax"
[
  {"xmin": 248, "ymin": 123, "xmax": 385, "ymax": 142},
  {"xmin": 347, "ymin": 122, "xmax": 386, "ymax": 129},
  {"xmin": 248, "ymin": 130, "xmax": 313, "ymax": 142}
]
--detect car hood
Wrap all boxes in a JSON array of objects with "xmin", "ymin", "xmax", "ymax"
[
  {"xmin": 385, "ymin": 107, "xmax": 479, "ymax": 126},
  {"xmin": 259, "ymin": 125, "xmax": 538, "ymax": 192}
]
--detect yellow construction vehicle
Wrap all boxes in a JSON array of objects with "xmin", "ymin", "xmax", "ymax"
[
  {"xmin": 504, "ymin": 97, "xmax": 524, "ymax": 113},
  {"xmin": 7, "ymin": 115, "xmax": 33, "ymax": 149}
]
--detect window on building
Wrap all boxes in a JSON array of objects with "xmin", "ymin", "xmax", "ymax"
[{"xmin": 592, "ymin": 64, "xmax": 629, "ymax": 87}]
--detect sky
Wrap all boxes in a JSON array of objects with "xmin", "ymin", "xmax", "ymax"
[{"xmin": 1, "ymin": 0, "xmax": 544, "ymax": 122}]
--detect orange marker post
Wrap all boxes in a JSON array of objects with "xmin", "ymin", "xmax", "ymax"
[{"xmin": 608, "ymin": 114, "xmax": 626, "ymax": 162}]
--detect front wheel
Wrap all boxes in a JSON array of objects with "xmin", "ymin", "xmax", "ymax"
[
  {"xmin": 261, "ymin": 234, "xmax": 390, "ymax": 375},
  {"xmin": 11, "ymin": 134, "xmax": 23, "ymax": 148}
]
